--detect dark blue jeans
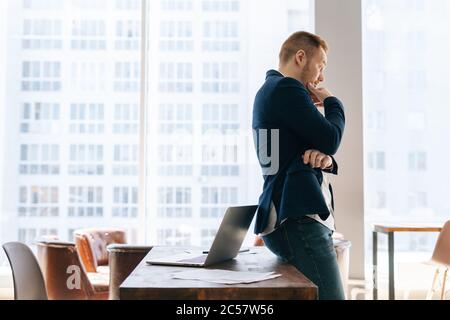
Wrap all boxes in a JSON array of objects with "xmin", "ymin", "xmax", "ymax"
[{"xmin": 262, "ymin": 216, "xmax": 345, "ymax": 300}]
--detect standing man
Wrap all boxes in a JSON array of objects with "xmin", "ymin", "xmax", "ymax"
[{"xmin": 252, "ymin": 31, "xmax": 346, "ymax": 300}]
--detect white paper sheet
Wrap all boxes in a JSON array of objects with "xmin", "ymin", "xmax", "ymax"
[{"xmin": 170, "ymin": 269, "xmax": 282, "ymax": 284}]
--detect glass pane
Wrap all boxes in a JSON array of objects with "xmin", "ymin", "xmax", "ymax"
[
  {"xmin": 363, "ymin": 0, "xmax": 447, "ymax": 284},
  {"xmin": 145, "ymin": 0, "xmax": 314, "ymax": 247},
  {"xmin": 0, "ymin": 0, "xmax": 142, "ymax": 269}
]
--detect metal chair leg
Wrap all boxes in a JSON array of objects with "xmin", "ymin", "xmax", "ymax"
[
  {"xmin": 427, "ymin": 268, "xmax": 440, "ymax": 300},
  {"xmin": 441, "ymin": 268, "xmax": 448, "ymax": 300}
]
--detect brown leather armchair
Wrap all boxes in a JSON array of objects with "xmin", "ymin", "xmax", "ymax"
[
  {"xmin": 107, "ymin": 244, "xmax": 153, "ymax": 300},
  {"xmin": 74, "ymin": 228, "xmax": 126, "ymax": 274},
  {"xmin": 36, "ymin": 240, "xmax": 108, "ymax": 300}
]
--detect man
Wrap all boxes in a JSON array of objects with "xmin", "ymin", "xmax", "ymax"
[{"xmin": 252, "ymin": 31, "xmax": 346, "ymax": 300}]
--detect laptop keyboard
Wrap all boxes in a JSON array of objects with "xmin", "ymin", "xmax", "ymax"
[{"xmin": 178, "ymin": 255, "xmax": 207, "ymax": 264}]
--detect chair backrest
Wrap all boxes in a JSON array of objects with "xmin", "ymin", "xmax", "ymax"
[
  {"xmin": 431, "ymin": 221, "xmax": 450, "ymax": 267},
  {"xmin": 74, "ymin": 228, "xmax": 126, "ymax": 272},
  {"xmin": 36, "ymin": 240, "xmax": 95, "ymax": 300},
  {"xmin": 2, "ymin": 242, "xmax": 48, "ymax": 300}
]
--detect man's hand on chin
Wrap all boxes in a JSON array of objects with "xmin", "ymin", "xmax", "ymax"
[{"xmin": 302, "ymin": 149, "xmax": 333, "ymax": 170}]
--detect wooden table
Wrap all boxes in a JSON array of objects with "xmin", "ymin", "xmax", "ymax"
[
  {"xmin": 372, "ymin": 223, "xmax": 443, "ymax": 300},
  {"xmin": 120, "ymin": 246, "xmax": 318, "ymax": 300}
]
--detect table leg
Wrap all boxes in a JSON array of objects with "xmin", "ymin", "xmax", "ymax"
[
  {"xmin": 373, "ymin": 231, "xmax": 378, "ymax": 300},
  {"xmin": 388, "ymin": 232, "xmax": 395, "ymax": 300}
]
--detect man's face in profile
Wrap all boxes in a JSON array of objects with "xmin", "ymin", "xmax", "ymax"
[{"xmin": 300, "ymin": 47, "xmax": 327, "ymax": 88}]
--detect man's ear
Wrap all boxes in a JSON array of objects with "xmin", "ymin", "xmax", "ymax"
[{"xmin": 295, "ymin": 49, "xmax": 306, "ymax": 66}]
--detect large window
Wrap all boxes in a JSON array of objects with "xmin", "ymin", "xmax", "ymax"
[
  {"xmin": 363, "ymin": 0, "xmax": 450, "ymax": 283},
  {"xmin": 144, "ymin": 0, "xmax": 315, "ymax": 247},
  {"xmin": 0, "ymin": 0, "xmax": 142, "ymax": 269},
  {"xmin": 0, "ymin": 0, "xmax": 314, "ymax": 269}
]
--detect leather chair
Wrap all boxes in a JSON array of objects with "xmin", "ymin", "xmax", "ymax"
[
  {"xmin": 426, "ymin": 220, "xmax": 450, "ymax": 300},
  {"xmin": 74, "ymin": 228, "xmax": 126, "ymax": 274},
  {"xmin": 36, "ymin": 240, "xmax": 108, "ymax": 300},
  {"xmin": 107, "ymin": 244, "xmax": 153, "ymax": 300}
]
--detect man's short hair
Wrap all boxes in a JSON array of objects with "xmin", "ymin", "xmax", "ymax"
[{"xmin": 279, "ymin": 31, "xmax": 328, "ymax": 65}]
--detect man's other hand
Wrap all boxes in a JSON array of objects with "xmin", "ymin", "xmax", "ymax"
[
  {"xmin": 307, "ymin": 82, "xmax": 333, "ymax": 103},
  {"xmin": 302, "ymin": 149, "xmax": 332, "ymax": 169},
  {"xmin": 310, "ymin": 92, "xmax": 324, "ymax": 108}
]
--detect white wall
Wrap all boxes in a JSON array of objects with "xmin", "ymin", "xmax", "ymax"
[{"xmin": 315, "ymin": 0, "xmax": 365, "ymax": 279}]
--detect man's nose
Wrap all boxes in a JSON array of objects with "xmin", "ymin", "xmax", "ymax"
[{"xmin": 318, "ymin": 73, "xmax": 325, "ymax": 83}]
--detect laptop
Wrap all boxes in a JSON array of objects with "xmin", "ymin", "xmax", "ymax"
[{"xmin": 146, "ymin": 205, "xmax": 257, "ymax": 267}]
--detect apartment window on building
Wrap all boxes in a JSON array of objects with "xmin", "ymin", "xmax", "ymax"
[
  {"xmin": 203, "ymin": 21, "xmax": 239, "ymax": 52},
  {"xmin": 159, "ymin": 62, "xmax": 193, "ymax": 93},
  {"xmin": 19, "ymin": 144, "xmax": 59, "ymax": 175},
  {"xmin": 161, "ymin": 0, "xmax": 193, "ymax": 11},
  {"xmin": 201, "ymin": 187, "xmax": 238, "ymax": 218},
  {"xmin": 67, "ymin": 228, "xmax": 78, "ymax": 242},
  {"xmin": 408, "ymin": 152, "xmax": 427, "ymax": 171},
  {"xmin": 367, "ymin": 110, "xmax": 386, "ymax": 130},
  {"xmin": 116, "ymin": 20, "xmax": 140, "ymax": 50},
  {"xmin": 20, "ymin": 102, "xmax": 60, "ymax": 134},
  {"xmin": 68, "ymin": 186, "xmax": 103, "ymax": 217},
  {"xmin": 22, "ymin": 61, "xmax": 61, "ymax": 91},
  {"xmin": 22, "ymin": 19, "xmax": 62, "ymax": 50},
  {"xmin": 116, "ymin": 0, "xmax": 141, "ymax": 10},
  {"xmin": 113, "ymin": 144, "xmax": 138, "ymax": 176},
  {"xmin": 113, "ymin": 103, "xmax": 139, "ymax": 134},
  {"xmin": 407, "ymin": 0, "xmax": 426, "ymax": 11},
  {"xmin": 202, "ymin": 103, "xmax": 239, "ymax": 134},
  {"xmin": 159, "ymin": 103, "xmax": 193, "ymax": 134},
  {"xmin": 71, "ymin": 62, "xmax": 106, "ymax": 92},
  {"xmin": 18, "ymin": 186, "xmax": 59, "ymax": 217},
  {"xmin": 114, "ymin": 62, "xmax": 140, "ymax": 92},
  {"xmin": 160, "ymin": 21, "xmax": 193, "ymax": 52},
  {"xmin": 407, "ymin": 30, "xmax": 426, "ymax": 54},
  {"xmin": 23, "ymin": 0, "xmax": 63, "ymax": 10},
  {"xmin": 71, "ymin": 0, "xmax": 108, "ymax": 12},
  {"xmin": 18, "ymin": 228, "xmax": 58, "ymax": 244},
  {"xmin": 69, "ymin": 144, "xmax": 104, "ymax": 175},
  {"xmin": 287, "ymin": 9, "xmax": 312, "ymax": 34},
  {"xmin": 157, "ymin": 145, "xmax": 193, "ymax": 176},
  {"xmin": 201, "ymin": 229, "xmax": 217, "ymax": 247},
  {"xmin": 201, "ymin": 144, "xmax": 239, "ymax": 176},
  {"xmin": 70, "ymin": 103, "xmax": 105, "ymax": 134},
  {"xmin": 408, "ymin": 191, "xmax": 428, "ymax": 212},
  {"xmin": 157, "ymin": 228, "xmax": 191, "ymax": 246},
  {"xmin": 112, "ymin": 186, "xmax": 138, "ymax": 218},
  {"xmin": 202, "ymin": 0, "xmax": 239, "ymax": 12},
  {"xmin": 368, "ymin": 151, "xmax": 386, "ymax": 170},
  {"xmin": 375, "ymin": 191, "xmax": 387, "ymax": 209},
  {"xmin": 71, "ymin": 20, "xmax": 106, "ymax": 50},
  {"xmin": 202, "ymin": 62, "xmax": 239, "ymax": 93},
  {"xmin": 157, "ymin": 187, "xmax": 192, "ymax": 218}
]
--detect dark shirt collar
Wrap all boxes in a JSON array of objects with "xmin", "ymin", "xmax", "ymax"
[
  {"xmin": 266, "ymin": 69, "xmax": 284, "ymax": 79},
  {"xmin": 265, "ymin": 69, "xmax": 305, "ymax": 88}
]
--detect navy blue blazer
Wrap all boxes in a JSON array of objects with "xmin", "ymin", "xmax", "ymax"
[{"xmin": 252, "ymin": 70, "xmax": 346, "ymax": 234}]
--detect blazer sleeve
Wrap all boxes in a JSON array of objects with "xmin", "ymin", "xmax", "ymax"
[
  {"xmin": 275, "ymin": 78, "xmax": 346, "ymax": 155},
  {"xmin": 322, "ymin": 156, "xmax": 338, "ymax": 175}
]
